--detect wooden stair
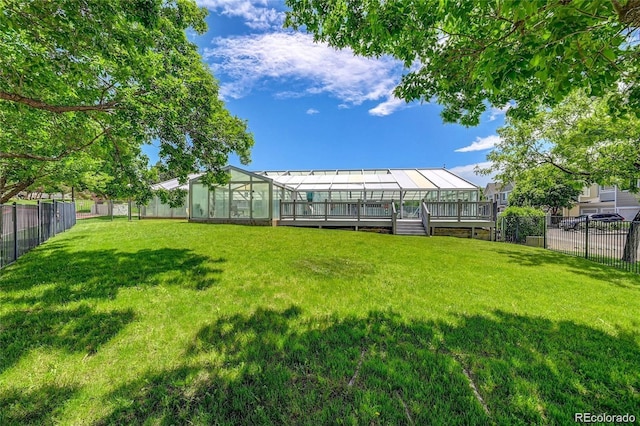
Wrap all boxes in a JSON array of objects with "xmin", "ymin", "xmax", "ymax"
[{"xmin": 395, "ymin": 220, "xmax": 427, "ymax": 236}]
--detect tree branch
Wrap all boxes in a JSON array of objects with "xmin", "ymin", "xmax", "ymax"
[
  {"xmin": 0, "ymin": 127, "xmax": 110, "ymax": 162},
  {"xmin": 0, "ymin": 178, "xmax": 36, "ymax": 204},
  {"xmin": 0, "ymin": 92, "xmax": 119, "ymax": 113}
]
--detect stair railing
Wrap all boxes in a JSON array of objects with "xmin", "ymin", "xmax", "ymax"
[
  {"xmin": 421, "ymin": 200, "xmax": 431, "ymax": 236},
  {"xmin": 391, "ymin": 201, "xmax": 398, "ymax": 235}
]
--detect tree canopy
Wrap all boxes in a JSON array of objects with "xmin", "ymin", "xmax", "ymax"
[
  {"xmin": 285, "ymin": 0, "xmax": 640, "ymax": 125},
  {"xmin": 507, "ymin": 166, "xmax": 581, "ymax": 216},
  {"xmin": 0, "ymin": 0, "xmax": 253, "ymax": 203},
  {"xmin": 484, "ymin": 90, "xmax": 640, "ymax": 189}
]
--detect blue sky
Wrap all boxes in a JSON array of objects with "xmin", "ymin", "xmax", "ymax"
[{"xmin": 146, "ymin": 0, "xmax": 507, "ymax": 187}]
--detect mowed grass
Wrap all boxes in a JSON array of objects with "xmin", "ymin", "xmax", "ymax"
[{"xmin": 1, "ymin": 220, "xmax": 639, "ymax": 425}]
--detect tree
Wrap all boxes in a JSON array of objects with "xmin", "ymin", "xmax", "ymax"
[
  {"xmin": 483, "ymin": 90, "xmax": 640, "ymax": 261},
  {"xmin": 507, "ymin": 166, "xmax": 581, "ymax": 218},
  {"xmin": 285, "ymin": 0, "xmax": 640, "ymax": 125},
  {"xmin": 0, "ymin": 0, "xmax": 253, "ymax": 204},
  {"xmin": 484, "ymin": 91, "xmax": 640, "ymax": 190}
]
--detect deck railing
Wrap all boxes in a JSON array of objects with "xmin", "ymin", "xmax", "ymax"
[
  {"xmin": 422, "ymin": 201, "xmax": 494, "ymax": 221},
  {"xmin": 280, "ymin": 200, "xmax": 393, "ymax": 220},
  {"xmin": 391, "ymin": 202, "xmax": 398, "ymax": 234},
  {"xmin": 279, "ymin": 200, "xmax": 495, "ymax": 222}
]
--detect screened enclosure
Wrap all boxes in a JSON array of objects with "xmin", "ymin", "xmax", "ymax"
[
  {"xmin": 187, "ymin": 166, "xmax": 481, "ymax": 222},
  {"xmin": 141, "ymin": 175, "xmax": 199, "ymax": 219},
  {"xmin": 190, "ymin": 167, "xmax": 279, "ymax": 221}
]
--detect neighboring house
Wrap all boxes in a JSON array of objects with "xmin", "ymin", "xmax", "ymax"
[
  {"xmin": 564, "ymin": 184, "xmax": 640, "ymax": 220},
  {"xmin": 483, "ymin": 182, "xmax": 513, "ymax": 213}
]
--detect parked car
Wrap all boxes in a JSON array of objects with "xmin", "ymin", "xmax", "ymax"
[{"xmin": 561, "ymin": 213, "xmax": 624, "ymax": 230}]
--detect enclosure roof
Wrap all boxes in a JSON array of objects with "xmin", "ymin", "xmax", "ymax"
[
  {"xmin": 254, "ymin": 168, "xmax": 478, "ymax": 192},
  {"xmin": 151, "ymin": 174, "xmax": 200, "ymax": 191}
]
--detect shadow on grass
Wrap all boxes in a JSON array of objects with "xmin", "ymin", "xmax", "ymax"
[
  {"xmin": 492, "ymin": 247, "xmax": 640, "ymax": 289},
  {"xmin": 0, "ymin": 246, "xmax": 225, "ymax": 305},
  {"xmin": 97, "ymin": 307, "xmax": 639, "ymax": 425},
  {"xmin": 0, "ymin": 305, "xmax": 135, "ymax": 373},
  {"xmin": 0, "ymin": 384, "xmax": 78, "ymax": 426}
]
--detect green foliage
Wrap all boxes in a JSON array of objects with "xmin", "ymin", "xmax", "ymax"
[
  {"xmin": 285, "ymin": 0, "xmax": 640, "ymax": 125},
  {"xmin": 483, "ymin": 90, "xmax": 640, "ymax": 189},
  {"xmin": 508, "ymin": 166, "xmax": 581, "ymax": 215},
  {"xmin": 0, "ymin": 0, "xmax": 254, "ymax": 203},
  {"xmin": 500, "ymin": 206, "xmax": 546, "ymax": 243},
  {"xmin": 501, "ymin": 206, "xmax": 546, "ymax": 218},
  {"xmin": 0, "ymin": 221, "xmax": 638, "ymax": 423}
]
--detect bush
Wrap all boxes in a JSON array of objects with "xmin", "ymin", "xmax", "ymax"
[{"xmin": 499, "ymin": 207, "xmax": 546, "ymax": 243}]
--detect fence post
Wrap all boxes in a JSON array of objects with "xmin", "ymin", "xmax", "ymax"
[
  {"xmin": 53, "ymin": 200, "xmax": 57, "ymax": 236},
  {"xmin": 61, "ymin": 201, "xmax": 66, "ymax": 232},
  {"xmin": 543, "ymin": 218, "xmax": 547, "ymax": 249},
  {"xmin": 324, "ymin": 199, "xmax": 328, "ymax": 221},
  {"xmin": 293, "ymin": 199, "xmax": 296, "ymax": 220},
  {"xmin": 457, "ymin": 199, "xmax": 462, "ymax": 222},
  {"xmin": 37, "ymin": 200, "xmax": 41, "ymax": 244},
  {"xmin": 12, "ymin": 202, "xmax": 18, "ymax": 262},
  {"xmin": 584, "ymin": 216, "xmax": 589, "ymax": 259}
]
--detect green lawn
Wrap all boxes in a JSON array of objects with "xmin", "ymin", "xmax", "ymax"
[{"xmin": 1, "ymin": 220, "xmax": 638, "ymax": 425}]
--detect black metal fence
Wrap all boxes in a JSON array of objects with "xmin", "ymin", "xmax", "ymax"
[
  {"xmin": 0, "ymin": 201, "xmax": 76, "ymax": 269},
  {"xmin": 499, "ymin": 214, "xmax": 640, "ymax": 274}
]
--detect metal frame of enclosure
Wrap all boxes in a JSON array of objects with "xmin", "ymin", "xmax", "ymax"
[
  {"xmin": 260, "ymin": 168, "xmax": 482, "ymax": 218},
  {"xmin": 140, "ymin": 174, "xmax": 199, "ymax": 219},
  {"xmin": 187, "ymin": 166, "xmax": 494, "ymax": 235},
  {"xmin": 189, "ymin": 166, "xmax": 277, "ymax": 224}
]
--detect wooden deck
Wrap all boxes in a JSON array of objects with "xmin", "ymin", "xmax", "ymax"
[{"xmin": 277, "ymin": 200, "xmax": 496, "ymax": 237}]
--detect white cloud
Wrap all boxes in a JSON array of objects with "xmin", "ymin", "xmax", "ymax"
[
  {"xmin": 196, "ymin": 0, "xmax": 284, "ymax": 30},
  {"xmin": 368, "ymin": 96, "xmax": 408, "ymax": 116},
  {"xmin": 488, "ymin": 103, "xmax": 512, "ymax": 121},
  {"xmin": 205, "ymin": 32, "xmax": 406, "ymax": 115},
  {"xmin": 306, "ymin": 108, "xmax": 319, "ymax": 115},
  {"xmin": 455, "ymin": 135, "xmax": 501, "ymax": 153},
  {"xmin": 449, "ymin": 162, "xmax": 494, "ymax": 187}
]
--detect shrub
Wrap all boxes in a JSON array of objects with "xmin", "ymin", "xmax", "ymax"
[{"xmin": 499, "ymin": 206, "xmax": 546, "ymax": 243}]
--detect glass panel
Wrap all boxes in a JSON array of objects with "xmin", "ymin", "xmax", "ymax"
[
  {"xmin": 229, "ymin": 168, "xmax": 251, "ymax": 181},
  {"xmin": 208, "ymin": 189, "xmax": 216, "ymax": 218},
  {"xmin": 214, "ymin": 185, "xmax": 230, "ymax": 218},
  {"xmin": 230, "ymin": 183, "xmax": 250, "ymax": 218},
  {"xmin": 191, "ymin": 183, "xmax": 208, "ymax": 218},
  {"xmin": 252, "ymin": 182, "xmax": 270, "ymax": 219},
  {"xmin": 273, "ymin": 188, "xmax": 281, "ymax": 219},
  {"xmin": 313, "ymin": 191, "xmax": 330, "ymax": 201},
  {"xmin": 425, "ymin": 191, "xmax": 438, "ymax": 201},
  {"xmin": 157, "ymin": 200, "xmax": 172, "ymax": 217}
]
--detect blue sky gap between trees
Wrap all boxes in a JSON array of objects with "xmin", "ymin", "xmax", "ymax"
[{"xmin": 143, "ymin": 0, "xmax": 506, "ymax": 186}]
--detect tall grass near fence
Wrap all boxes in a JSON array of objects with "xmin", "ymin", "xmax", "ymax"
[{"xmin": 0, "ymin": 201, "xmax": 76, "ymax": 268}]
